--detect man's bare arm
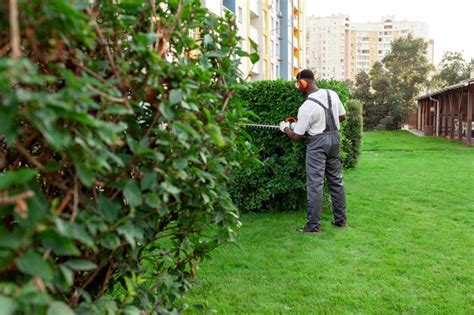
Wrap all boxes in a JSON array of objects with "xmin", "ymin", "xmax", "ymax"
[{"xmin": 284, "ymin": 128, "xmax": 304, "ymax": 141}]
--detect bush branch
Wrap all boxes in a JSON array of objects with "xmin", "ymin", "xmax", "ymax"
[
  {"xmin": 15, "ymin": 140, "xmax": 44, "ymax": 170},
  {"xmin": 9, "ymin": 0, "xmax": 21, "ymax": 59}
]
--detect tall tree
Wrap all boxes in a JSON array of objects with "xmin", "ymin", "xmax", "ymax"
[
  {"xmin": 435, "ymin": 51, "xmax": 469, "ymax": 86},
  {"xmin": 467, "ymin": 58, "xmax": 474, "ymax": 77},
  {"xmin": 383, "ymin": 34, "xmax": 434, "ymax": 128},
  {"xmin": 353, "ymin": 71, "xmax": 374, "ymax": 130},
  {"xmin": 369, "ymin": 62, "xmax": 404, "ymax": 130}
]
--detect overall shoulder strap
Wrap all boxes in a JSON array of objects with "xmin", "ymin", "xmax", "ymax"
[
  {"xmin": 326, "ymin": 90, "xmax": 333, "ymax": 110},
  {"xmin": 307, "ymin": 97, "xmax": 327, "ymax": 110}
]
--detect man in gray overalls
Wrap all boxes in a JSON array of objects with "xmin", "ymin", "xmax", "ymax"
[{"xmin": 279, "ymin": 69, "xmax": 347, "ymax": 233}]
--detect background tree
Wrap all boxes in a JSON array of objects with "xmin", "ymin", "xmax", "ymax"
[
  {"xmin": 352, "ymin": 71, "xmax": 374, "ymax": 130},
  {"xmin": 435, "ymin": 51, "xmax": 470, "ymax": 86},
  {"xmin": 468, "ymin": 59, "xmax": 474, "ymax": 75},
  {"xmin": 382, "ymin": 34, "xmax": 434, "ymax": 129},
  {"xmin": 353, "ymin": 71, "xmax": 371, "ymax": 103}
]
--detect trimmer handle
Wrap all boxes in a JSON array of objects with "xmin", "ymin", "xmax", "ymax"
[{"xmin": 285, "ymin": 116, "xmax": 297, "ymax": 123}]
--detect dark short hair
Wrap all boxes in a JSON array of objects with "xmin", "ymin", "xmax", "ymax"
[{"xmin": 296, "ymin": 69, "xmax": 315, "ymax": 81}]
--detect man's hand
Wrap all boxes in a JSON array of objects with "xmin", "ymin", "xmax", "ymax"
[
  {"xmin": 279, "ymin": 121, "xmax": 290, "ymax": 132},
  {"xmin": 290, "ymin": 122, "xmax": 297, "ymax": 130}
]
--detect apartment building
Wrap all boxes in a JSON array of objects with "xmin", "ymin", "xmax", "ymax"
[
  {"xmin": 306, "ymin": 15, "xmax": 435, "ymax": 81},
  {"xmin": 202, "ymin": 0, "xmax": 306, "ymax": 80},
  {"xmin": 306, "ymin": 15, "xmax": 350, "ymax": 80}
]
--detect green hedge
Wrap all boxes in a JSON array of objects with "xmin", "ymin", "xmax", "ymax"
[
  {"xmin": 231, "ymin": 80, "xmax": 362, "ymax": 213},
  {"xmin": 341, "ymin": 99, "xmax": 363, "ymax": 168}
]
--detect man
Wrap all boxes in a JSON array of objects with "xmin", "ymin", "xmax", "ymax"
[{"xmin": 279, "ymin": 69, "xmax": 347, "ymax": 233}]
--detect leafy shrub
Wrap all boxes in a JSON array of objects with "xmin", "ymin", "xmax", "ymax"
[
  {"xmin": 341, "ymin": 99, "xmax": 363, "ymax": 168},
  {"xmin": 0, "ymin": 0, "xmax": 252, "ymax": 313},
  {"xmin": 231, "ymin": 80, "xmax": 362, "ymax": 213}
]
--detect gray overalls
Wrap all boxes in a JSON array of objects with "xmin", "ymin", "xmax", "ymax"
[{"xmin": 305, "ymin": 90, "xmax": 347, "ymax": 228}]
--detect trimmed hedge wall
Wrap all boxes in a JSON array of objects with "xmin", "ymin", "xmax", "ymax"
[
  {"xmin": 231, "ymin": 80, "xmax": 362, "ymax": 213},
  {"xmin": 341, "ymin": 99, "xmax": 363, "ymax": 169}
]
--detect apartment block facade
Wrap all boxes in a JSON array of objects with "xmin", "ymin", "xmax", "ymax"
[
  {"xmin": 202, "ymin": 0, "xmax": 306, "ymax": 80},
  {"xmin": 306, "ymin": 15, "xmax": 434, "ymax": 81}
]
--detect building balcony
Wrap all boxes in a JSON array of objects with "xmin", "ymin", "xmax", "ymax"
[
  {"xmin": 250, "ymin": 25, "xmax": 259, "ymax": 42},
  {"xmin": 293, "ymin": 36, "xmax": 299, "ymax": 48},
  {"xmin": 250, "ymin": 1, "xmax": 259, "ymax": 18}
]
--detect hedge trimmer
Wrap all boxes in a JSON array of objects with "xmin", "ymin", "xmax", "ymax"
[{"xmin": 245, "ymin": 116, "xmax": 296, "ymax": 129}]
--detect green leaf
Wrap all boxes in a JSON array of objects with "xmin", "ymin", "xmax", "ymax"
[
  {"xmin": 173, "ymin": 158, "xmax": 188, "ymax": 170},
  {"xmin": 16, "ymin": 250, "xmax": 53, "ymax": 281},
  {"xmin": 0, "ymin": 295, "xmax": 18, "ymax": 315},
  {"xmin": 250, "ymin": 53, "xmax": 260, "ymax": 64},
  {"xmin": 160, "ymin": 181, "xmax": 181, "ymax": 195},
  {"xmin": 0, "ymin": 229, "xmax": 24, "ymax": 250},
  {"xmin": 144, "ymin": 193, "xmax": 161, "ymax": 208},
  {"xmin": 104, "ymin": 105, "xmax": 133, "ymax": 115},
  {"xmin": 117, "ymin": 221, "xmax": 143, "ymax": 248},
  {"xmin": 98, "ymin": 195, "xmax": 120, "ymax": 222},
  {"xmin": 209, "ymin": 50, "xmax": 228, "ymax": 58},
  {"xmin": 63, "ymin": 259, "xmax": 97, "ymax": 271},
  {"xmin": 0, "ymin": 107, "xmax": 18, "ymax": 144},
  {"xmin": 39, "ymin": 230, "xmax": 80, "ymax": 256},
  {"xmin": 55, "ymin": 219, "xmax": 95, "ymax": 248},
  {"xmin": 124, "ymin": 180, "xmax": 142, "ymax": 207},
  {"xmin": 169, "ymin": 89, "xmax": 182, "ymax": 105},
  {"xmin": 59, "ymin": 265, "xmax": 74, "ymax": 288},
  {"xmin": 47, "ymin": 301, "xmax": 75, "ymax": 315},
  {"xmin": 207, "ymin": 123, "xmax": 225, "ymax": 147},
  {"xmin": 159, "ymin": 102, "xmax": 175, "ymax": 120},
  {"xmin": 141, "ymin": 172, "xmax": 157, "ymax": 191},
  {"xmin": 0, "ymin": 169, "xmax": 37, "ymax": 190},
  {"xmin": 123, "ymin": 305, "xmax": 141, "ymax": 315},
  {"xmin": 76, "ymin": 163, "xmax": 94, "ymax": 187},
  {"xmin": 99, "ymin": 233, "xmax": 121, "ymax": 250}
]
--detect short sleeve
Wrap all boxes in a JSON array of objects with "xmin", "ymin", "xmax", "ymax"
[
  {"xmin": 293, "ymin": 103, "xmax": 311, "ymax": 135},
  {"xmin": 332, "ymin": 91, "xmax": 346, "ymax": 116}
]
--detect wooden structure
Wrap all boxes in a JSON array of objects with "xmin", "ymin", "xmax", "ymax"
[{"xmin": 417, "ymin": 78, "xmax": 474, "ymax": 144}]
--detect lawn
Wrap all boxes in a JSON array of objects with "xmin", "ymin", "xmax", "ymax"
[{"xmin": 185, "ymin": 131, "xmax": 474, "ymax": 314}]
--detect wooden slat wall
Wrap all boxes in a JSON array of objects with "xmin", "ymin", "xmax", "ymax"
[
  {"xmin": 468, "ymin": 85, "xmax": 473, "ymax": 144},
  {"xmin": 417, "ymin": 84, "xmax": 473, "ymax": 144}
]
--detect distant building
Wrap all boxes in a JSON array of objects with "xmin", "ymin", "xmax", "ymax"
[
  {"xmin": 306, "ymin": 15, "xmax": 435, "ymax": 81},
  {"xmin": 306, "ymin": 15, "xmax": 350, "ymax": 80},
  {"xmin": 202, "ymin": 0, "xmax": 306, "ymax": 80}
]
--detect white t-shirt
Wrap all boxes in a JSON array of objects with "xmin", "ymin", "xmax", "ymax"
[{"xmin": 293, "ymin": 89, "xmax": 346, "ymax": 136}]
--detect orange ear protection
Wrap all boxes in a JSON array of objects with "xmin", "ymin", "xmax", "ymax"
[{"xmin": 298, "ymin": 79, "xmax": 308, "ymax": 89}]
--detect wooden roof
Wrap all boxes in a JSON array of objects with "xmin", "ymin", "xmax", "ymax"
[{"xmin": 417, "ymin": 78, "xmax": 474, "ymax": 100}]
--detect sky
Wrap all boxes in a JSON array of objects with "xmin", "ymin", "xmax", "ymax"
[{"xmin": 305, "ymin": 0, "xmax": 474, "ymax": 65}]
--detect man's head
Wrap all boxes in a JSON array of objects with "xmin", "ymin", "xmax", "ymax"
[{"xmin": 295, "ymin": 69, "xmax": 316, "ymax": 95}]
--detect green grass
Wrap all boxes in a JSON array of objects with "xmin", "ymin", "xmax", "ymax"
[{"xmin": 185, "ymin": 131, "xmax": 474, "ymax": 314}]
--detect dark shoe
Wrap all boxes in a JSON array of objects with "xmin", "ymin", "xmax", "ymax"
[
  {"xmin": 332, "ymin": 221, "xmax": 348, "ymax": 228},
  {"xmin": 297, "ymin": 226, "xmax": 321, "ymax": 233}
]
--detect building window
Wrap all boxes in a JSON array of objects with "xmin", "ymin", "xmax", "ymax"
[{"xmin": 238, "ymin": 6, "xmax": 243, "ymax": 23}]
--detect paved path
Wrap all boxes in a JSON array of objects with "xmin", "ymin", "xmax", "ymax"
[{"xmin": 408, "ymin": 129, "xmax": 424, "ymax": 137}]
